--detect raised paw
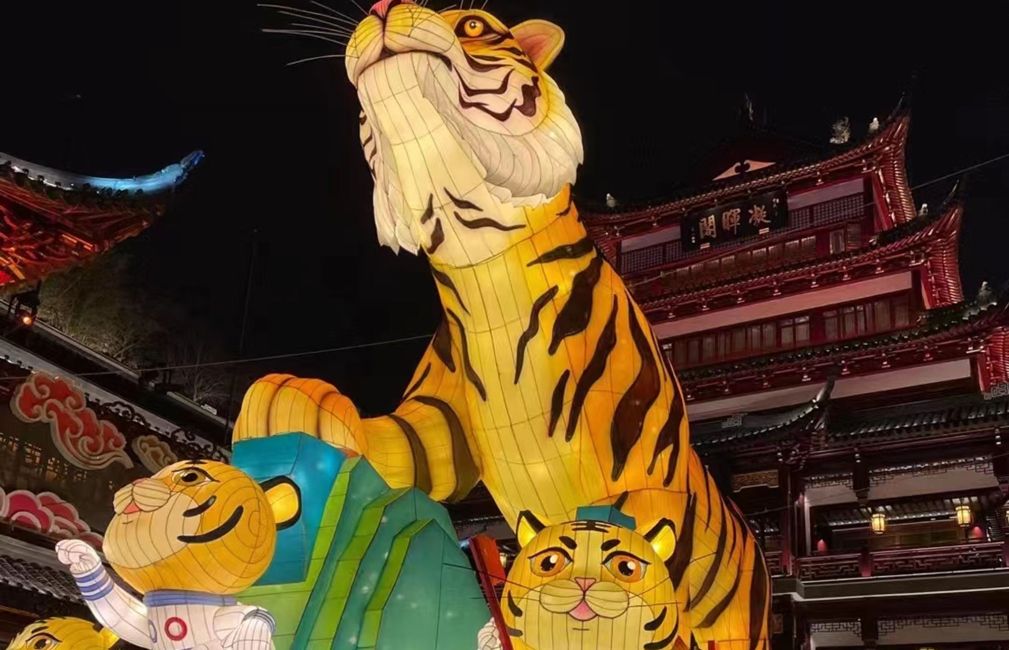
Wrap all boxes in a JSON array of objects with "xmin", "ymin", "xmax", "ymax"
[
  {"xmin": 233, "ymin": 374, "xmax": 363, "ymax": 453},
  {"xmin": 56, "ymin": 538, "xmax": 102, "ymax": 575}
]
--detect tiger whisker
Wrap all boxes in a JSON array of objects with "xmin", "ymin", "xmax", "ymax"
[
  {"xmin": 286, "ymin": 52, "xmax": 348, "ymax": 66},
  {"xmin": 307, "ymin": 2, "xmax": 362, "ymax": 27},
  {"xmin": 260, "ymin": 4, "xmax": 355, "ymax": 29},
  {"xmin": 287, "ymin": 21, "xmax": 353, "ymax": 36},
  {"xmin": 263, "ymin": 29, "xmax": 349, "ymax": 45},
  {"xmin": 347, "ymin": 0, "xmax": 370, "ymax": 17}
]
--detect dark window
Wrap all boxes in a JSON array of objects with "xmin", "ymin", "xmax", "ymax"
[
  {"xmin": 824, "ymin": 310, "xmax": 839, "ymax": 341},
  {"xmin": 830, "ymin": 229, "xmax": 846, "ymax": 255},
  {"xmin": 846, "ymin": 222, "xmax": 862, "ymax": 250}
]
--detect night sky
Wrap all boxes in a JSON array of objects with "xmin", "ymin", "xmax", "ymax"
[{"xmin": 2, "ymin": 1, "xmax": 1008, "ymax": 416}]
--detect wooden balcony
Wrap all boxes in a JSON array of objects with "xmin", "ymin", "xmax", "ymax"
[{"xmin": 795, "ymin": 542, "xmax": 1007, "ymax": 581}]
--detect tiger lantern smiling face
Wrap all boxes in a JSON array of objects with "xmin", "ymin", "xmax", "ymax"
[
  {"xmin": 346, "ymin": 0, "xmax": 583, "ymax": 264},
  {"xmin": 104, "ymin": 460, "xmax": 300, "ymax": 594},
  {"xmin": 6, "ymin": 618, "xmax": 117, "ymax": 650},
  {"xmin": 504, "ymin": 508, "xmax": 687, "ymax": 650}
]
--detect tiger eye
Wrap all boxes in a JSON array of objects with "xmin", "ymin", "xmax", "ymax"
[{"xmin": 464, "ymin": 19, "xmax": 485, "ymax": 38}]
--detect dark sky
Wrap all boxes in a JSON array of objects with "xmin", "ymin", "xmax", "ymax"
[{"xmin": 2, "ymin": 1, "xmax": 1008, "ymax": 416}]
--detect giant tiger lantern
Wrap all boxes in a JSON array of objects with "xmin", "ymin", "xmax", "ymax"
[{"xmin": 237, "ymin": 1, "xmax": 771, "ymax": 648}]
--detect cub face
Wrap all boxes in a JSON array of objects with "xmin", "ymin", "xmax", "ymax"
[
  {"xmin": 503, "ymin": 509, "xmax": 686, "ymax": 650},
  {"xmin": 6, "ymin": 618, "xmax": 117, "ymax": 650},
  {"xmin": 104, "ymin": 460, "xmax": 300, "ymax": 594}
]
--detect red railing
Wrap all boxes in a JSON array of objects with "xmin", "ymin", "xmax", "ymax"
[{"xmin": 795, "ymin": 542, "xmax": 1007, "ymax": 581}]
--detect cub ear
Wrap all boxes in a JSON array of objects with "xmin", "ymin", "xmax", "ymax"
[
  {"xmin": 260, "ymin": 477, "xmax": 302, "ymax": 531},
  {"xmin": 515, "ymin": 510, "xmax": 546, "ymax": 547},
  {"xmin": 98, "ymin": 627, "xmax": 120, "ymax": 649},
  {"xmin": 511, "ymin": 20, "xmax": 565, "ymax": 70},
  {"xmin": 644, "ymin": 518, "xmax": 677, "ymax": 562}
]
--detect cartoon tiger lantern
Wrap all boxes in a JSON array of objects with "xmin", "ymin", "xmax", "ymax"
[
  {"xmin": 55, "ymin": 461, "xmax": 298, "ymax": 649},
  {"xmin": 6, "ymin": 618, "xmax": 118, "ymax": 650},
  {"xmin": 240, "ymin": 1, "xmax": 771, "ymax": 648}
]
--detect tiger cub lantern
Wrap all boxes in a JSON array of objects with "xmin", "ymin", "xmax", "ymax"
[
  {"xmin": 502, "ymin": 506, "xmax": 688, "ymax": 650},
  {"xmin": 56, "ymin": 461, "xmax": 299, "ymax": 650},
  {"xmin": 6, "ymin": 618, "xmax": 118, "ymax": 650}
]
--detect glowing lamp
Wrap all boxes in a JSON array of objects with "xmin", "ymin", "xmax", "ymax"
[
  {"xmin": 871, "ymin": 512, "xmax": 887, "ymax": 535},
  {"xmin": 20, "ymin": 313, "xmax": 35, "ymax": 327},
  {"xmin": 955, "ymin": 504, "xmax": 972, "ymax": 528}
]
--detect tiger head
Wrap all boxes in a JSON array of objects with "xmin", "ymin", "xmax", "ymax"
[
  {"xmin": 6, "ymin": 618, "xmax": 117, "ymax": 650},
  {"xmin": 503, "ymin": 509, "xmax": 688, "ymax": 650},
  {"xmin": 104, "ymin": 461, "xmax": 301, "ymax": 595},
  {"xmin": 346, "ymin": 0, "xmax": 583, "ymax": 263}
]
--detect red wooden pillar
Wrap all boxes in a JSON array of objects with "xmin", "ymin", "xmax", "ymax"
[{"xmin": 779, "ymin": 466, "xmax": 796, "ymax": 575}]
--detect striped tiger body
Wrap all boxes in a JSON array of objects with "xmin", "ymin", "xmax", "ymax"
[{"xmin": 236, "ymin": 1, "xmax": 769, "ymax": 646}]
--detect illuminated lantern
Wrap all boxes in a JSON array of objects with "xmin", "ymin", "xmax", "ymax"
[
  {"xmin": 871, "ymin": 512, "xmax": 888, "ymax": 535},
  {"xmin": 57, "ymin": 461, "xmax": 298, "ymax": 648},
  {"xmin": 7, "ymin": 618, "xmax": 117, "ymax": 650},
  {"xmin": 956, "ymin": 504, "xmax": 973, "ymax": 528},
  {"xmin": 244, "ymin": 0, "xmax": 771, "ymax": 646}
]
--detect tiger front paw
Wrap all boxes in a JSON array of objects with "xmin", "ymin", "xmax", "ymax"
[{"xmin": 233, "ymin": 374, "xmax": 364, "ymax": 454}]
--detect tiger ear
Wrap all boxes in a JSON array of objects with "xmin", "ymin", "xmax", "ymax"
[
  {"xmin": 644, "ymin": 518, "xmax": 677, "ymax": 562},
  {"xmin": 515, "ymin": 510, "xmax": 546, "ymax": 547},
  {"xmin": 99, "ymin": 627, "xmax": 120, "ymax": 649},
  {"xmin": 261, "ymin": 477, "xmax": 302, "ymax": 531},
  {"xmin": 511, "ymin": 20, "xmax": 566, "ymax": 70}
]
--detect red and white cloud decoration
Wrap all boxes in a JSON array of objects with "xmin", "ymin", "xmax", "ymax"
[
  {"xmin": 0, "ymin": 488, "xmax": 104, "ymax": 550},
  {"xmin": 11, "ymin": 371, "xmax": 133, "ymax": 471}
]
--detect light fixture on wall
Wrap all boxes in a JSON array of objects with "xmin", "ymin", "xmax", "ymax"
[
  {"xmin": 955, "ymin": 504, "xmax": 973, "ymax": 528},
  {"xmin": 871, "ymin": 511, "xmax": 887, "ymax": 535}
]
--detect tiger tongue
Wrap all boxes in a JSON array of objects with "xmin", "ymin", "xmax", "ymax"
[{"xmin": 568, "ymin": 601, "xmax": 597, "ymax": 622}]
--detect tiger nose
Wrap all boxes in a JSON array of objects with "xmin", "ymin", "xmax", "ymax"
[
  {"xmin": 575, "ymin": 578, "xmax": 596, "ymax": 592},
  {"xmin": 370, "ymin": 0, "xmax": 414, "ymax": 19}
]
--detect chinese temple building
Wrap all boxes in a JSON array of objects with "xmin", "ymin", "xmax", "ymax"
[
  {"xmin": 581, "ymin": 106, "xmax": 1009, "ymax": 649},
  {"xmin": 452, "ymin": 106, "xmax": 1009, "ymax": 648},
  {"xmin": 0, "ymin": 150, "xmax": 226, "ymax": 643}
]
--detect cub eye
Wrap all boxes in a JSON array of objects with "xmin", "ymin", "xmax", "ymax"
[
  {"xmin": 174, "ymin": 467, "xmax": 212, "ymax": 486},
  {"xmin": 604, "ymin": 552, "xmax": 649, "ymax": 583},
  {"xmin": 30, "ymin": 637, "xmax": 55, "ymax": 649},
  {"xmin": 459, "ymin": 16, "xmax": 489, "ymax": 38},
  {"xmin": 529, "ymin": 548, "xmax": 572, "ymax": 578}
]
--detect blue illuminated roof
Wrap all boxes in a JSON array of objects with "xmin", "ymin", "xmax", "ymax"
[{"xmin": 0, "ymin": 150, "xmax": 204, "ymax": 196}]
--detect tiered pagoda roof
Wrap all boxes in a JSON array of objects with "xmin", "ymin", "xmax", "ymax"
[{"xmin": 0, "ymin": 150, "xmax": 203, "ymax": 287}]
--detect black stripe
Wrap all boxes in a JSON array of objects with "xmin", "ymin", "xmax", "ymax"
[
  {"xmin": 412, "ymin": 396, "xmax": 480, "ymax": 502},
  {"xmin": 506, "ymin": 591, "xmax": 523, "ymax": 617},
  {"xmin": 506, "ymin": 626, "xmax": 523, "ymax": 638},
  {"xmin": 704, "ymin": 470, "xmax": 714, "ymax": 531},
  {"xmin": 643, "ymin": 627, "xmax": 676, "ymax": 650},
  {"xmin": 515, "ymin": 286, "xmax": 559, "ymax": 384},
  {"xmin": 405, "ymin": 363, "xmax": 432, "ymax": 399},
  {"xmin": 388, "ymin": 414, "xmax": 433, "ymax": 494},
  {"xmin": 550, "ymin": 256, "xmax": 604, "ymax": 355},
  {"xmin": 648, "ymin": 391, "xmax": 684, "ymax": 483},
  {"xmin": 454, "ymin": 211, "xmax": 525, "ymax": 232},
  {"xmin": 447, "ymin": 309, "xmax": 487, "ymax": 401},
  {"xmin": 559, "ymin": 535, "xmax": 577, "ymax": 549},
  {"xmin": 432, "ymin": 268, "xmax": 469, "ymax": 314},
  {"xmin": 601, "ymin": 539, "xmax": 621, "ymax": 552},
  {"xmin": 667, "ymin": 482, "xmax": 695, "ymax": 588},
  {"xmin": 565, "ymin": 296, "xmax": 619, "ymax": 441},
  {"xmin": 178, "ymin": 506, "xmax": 244, "ymax": 544},
  {"xmin": 420, "ymin": 194, "xmax": 436, "ymax": 224},
  {"xmin": 528, "ymin": 237, "xmax": 594, "ymax": 266},
  {"xmin": 611, "ymin": 298, "xmax": 662, "ymax": 481},
  {"xmin": 183, "ymin": 496, "xmax": 217, "ymax": 518},
  {"xmin": 426, "ymin": 218, "xmax": 445, "ymax": 256},
  {"xmin": 445, "ymin": 188, "xmax": 483, "ymax": 212},
  {"xmin": 547, "ymin": 370, "xmax": 570, "ymax": 438},
  {"xmin": 558, "ymin": 193, "xmax": 574, "ymax": 217},
  {"xmin": 643, "ymin": 606, "xmax": 666, "ymax": 632},
  {"xmin": 464, "ymin": 51, "xmax": 509, "ymax": 72},
  {"xmin": 687, "ymin": 500, "xmax": 728, "ymax": 611},
  {"xmin": 697, "ymin": 563, "xmax": 743, "ymax": 628},
  {"xmin": 433, "ymin": 318, "xmax": 457, "ymax": 373},
  {"xmin": 749, "ymin": 550, "xmax": 770, "ymax": 650},
  {"xmin": 460, "ymin": 69, "xmax": 514, "ymax": 97}
]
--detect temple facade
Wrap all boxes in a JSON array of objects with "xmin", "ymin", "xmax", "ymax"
[
  {"xmin": 578, "ymin": 107, "xmax": 1009, "ymax": 649},
  {"xmin": 0, "ymin": 150, "xmax": 225, "ymax": 644}
]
